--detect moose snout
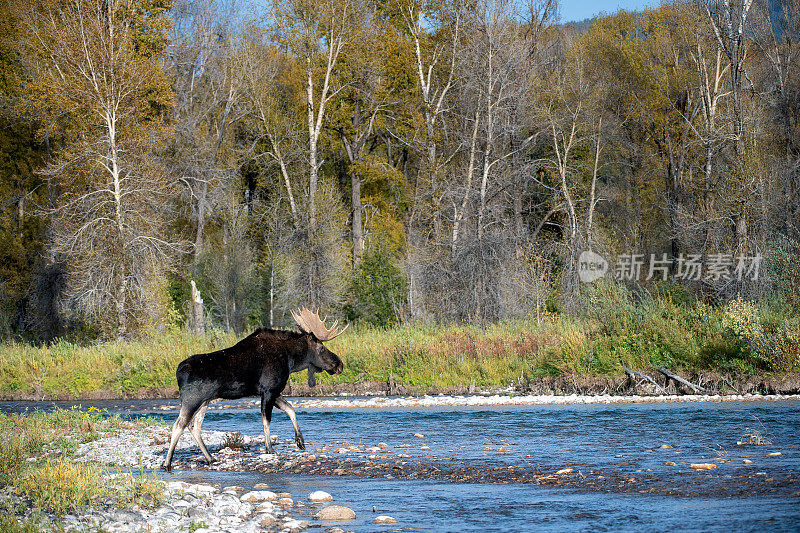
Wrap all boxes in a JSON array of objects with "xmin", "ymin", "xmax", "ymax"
[{"xmin": 328, "ymin": 360, "xmax": 343, "ymax": 375}]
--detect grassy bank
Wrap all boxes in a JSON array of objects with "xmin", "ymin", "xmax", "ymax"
[
  {"xmin": 0, "ymin": 408, "xmax": 164, "ymax": 531},
  {"xmin": 1, "ymin": 285, "xmax": 799, "ymax": 399}
]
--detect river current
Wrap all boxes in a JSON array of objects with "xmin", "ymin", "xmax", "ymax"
[{"xmin": 3, "ymin": 398, "xmax": 799, "ymax": 531}]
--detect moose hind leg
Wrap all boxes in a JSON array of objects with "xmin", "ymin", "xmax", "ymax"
[
  {"xmin": 275, "ymin": 396, "xmax": 305, "ymax": 450},
  {"xmin": 163, "ymin": 402, "xmax": 200, "ymax": 471},
  {"xmin": 188, "ymin": 400, "xmax": 215, "ymax": 464},
  {"xmin": 261, "ymin": 394, "xmax": 277, "ymax": 454}
]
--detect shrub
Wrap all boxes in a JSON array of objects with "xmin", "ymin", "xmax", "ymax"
[
  {"xmin": 345, "ymin": 247, "xmax": 407, "ymax": 327},
  {"xmin": 221, "ymin": 432, "xmax": 246, "ymax": 450}
]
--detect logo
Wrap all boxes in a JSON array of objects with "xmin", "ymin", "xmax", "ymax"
[{"xmin": 578, "ymin": 251, "xmax": 608, "ymax": 283}]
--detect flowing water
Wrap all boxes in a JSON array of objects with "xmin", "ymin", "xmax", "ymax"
[{"xmin": 4, "ymin": 398, "xmax": 800, "ymax": 531}]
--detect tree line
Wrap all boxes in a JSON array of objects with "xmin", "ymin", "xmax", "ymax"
[{"xmin": 0, "ymin": 0, "xmax": 798, "ymax": 340}]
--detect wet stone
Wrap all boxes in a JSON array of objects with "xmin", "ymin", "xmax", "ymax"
[
  {"xmin": 259, "ymin": 515, "xmax": 277, "ymax": 527},
  {"xmin": 316, "ymin": 506, "xmax": 357, "ymax": 521},
  {"xmin": 309, "ymin": 491, "xmax": 333, "ymax": 502},
  {"xmin": 241, "ymin": 490, "xmax": 278, "ymax": 502}
]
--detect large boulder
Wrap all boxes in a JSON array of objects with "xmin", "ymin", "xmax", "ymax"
[{"xmin": 316, "ymin": 505, "xmax": 356, "ymax": 520}]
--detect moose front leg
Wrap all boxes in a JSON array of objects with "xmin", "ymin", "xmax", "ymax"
[
  {"xmin": 260, "ymin": 394, "xmax": 277, "ymax": 454},
  {"xmin": 275, "ymin": 396, "xmax": 305, "ymax": 450}
]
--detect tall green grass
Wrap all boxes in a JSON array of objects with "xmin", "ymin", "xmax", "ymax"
[
  {"xmin": 0, "ymin": 330, "xmax": 240, "ymax": 397},
  {"xmin": 2, "ymin": 285, "xmax": 798, "ymax": 398}
]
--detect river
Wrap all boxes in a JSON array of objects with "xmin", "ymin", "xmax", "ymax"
[{"xmin": 3, "ymin": 397, "xmax": 799, "ymax": 531}]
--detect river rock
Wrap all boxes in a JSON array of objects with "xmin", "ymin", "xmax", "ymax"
[
  {"xmin": 316, "ymin": 505, "xmax": 357, "ymax": 520},
  {"xmin": 283, "ymin": 518, "xmax": 311, "ymax": 531},
  {"xmin": 768, "ymin": 452, "xmax": 783, "ymax": 456},
  {"xmin": 309, "ymin": 491, "xmax": 333, "ymax": 502},
  {"xmin": 253, "ymin": 483, "xmax": 271, "ymax": 489},
  {"xmin": 241, "ymin": 490, "xmax": 278, "ymax": 502},
  {"xmin": 189, "ymin": 483, "xmax": 219, "ymax": 496},
  {"xmin": 238, "ymin": 502, "xmax": 254, "ymax": 517},
  {"xmin": 187, "ymin": 507, "xmax": 209, "ymax": 520},
  {"xmin": 255, "ymin": 501, "xmax": 276, "ymax": 512},
  {"xmin": 259, "ymin": 515, "xmax": 277, "ymax": 528},
  {"xmin": 171, "ymin": 499, "xmax": 191, "ymax": 510},
  {"xmin": 165, "ymin": 481, "xmax": 190, "ymax": 492},
  {"xmin": 690, "ymin": 463, "xmax": 717, "ymax": 470},
  {"xmin": 212, "ymin": 497, "xmax": 241, "ymax": 516},
  {"xmin": 555, "ymin": 468, "xmax": 573, "ymax": 474},
  {"xmin": 373, "ymin": 515, "xmax": 398, "ymax": 524}
]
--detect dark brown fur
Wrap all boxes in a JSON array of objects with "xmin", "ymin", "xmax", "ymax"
[{"xmin": 162, "ymin": 328, "xmax": 343, "ymax": 471}]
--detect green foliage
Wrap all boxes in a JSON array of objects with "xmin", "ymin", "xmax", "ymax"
[
  {"xmin": 352, "ymin": 155, "xmax": 409, "ymax": 254},
  {"xmin": 0, "ymin": 288, "xmax": 799, "ymax": 400},
  {"xmin": 578, "ymin": 281, "xmax": 796, "ymax": 373},
  {"xmin": 0, "ymin": 113, "xmax": 47, "ymax": 339},
  {"xmin": 345, "ymin": 247, "xmax": 407, "ymax": 327},
  {"xmin": 765, "ymin": 237, "xmax": 800, "ymax": 308},
  {"xmin": 17, "ymin": 459, "xmax": 109, "ymax": 514},
  {"xmin": 0, "ymin": 330, "xmax": 239, "ymax": 397}
]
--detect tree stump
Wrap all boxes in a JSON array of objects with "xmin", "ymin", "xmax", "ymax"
[{"xmin": 190, "ymin": 280, "xmax": 205, "ymax": 335}]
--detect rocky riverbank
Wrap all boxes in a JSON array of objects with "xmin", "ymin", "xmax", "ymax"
[
  {"xmin": 3, "ymin": 477, "xmax": 327, "ymax": 533},
  {"xmin": 170, "ymin": 391, "xmax": 800, "ymax": 411},
  {"xmin": 1, "ymin": 423, "xmax": 388, "ymax": 532}
]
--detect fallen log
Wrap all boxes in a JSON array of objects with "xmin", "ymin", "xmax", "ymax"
[
  {"xmin": 621, "ymin": 365, "xmax": 668, "ymax": 395},
  {"xmin": 656, "ymin": 367, "xmax": 708, "ymax": 394}
]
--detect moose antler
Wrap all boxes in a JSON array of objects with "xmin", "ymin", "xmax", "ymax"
[{"xmin": 291, "ymin": 306, "xmax": 348, "ymax": 341}]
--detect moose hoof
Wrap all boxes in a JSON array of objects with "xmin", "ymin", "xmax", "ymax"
[
  {"xmin": 296, "ymin": 436, "xmax": 306, "ymax": 450},
  {"xmin": 161, "ymin": 463, "xmax": 173, "ymax": 473},
  {"xmin": 206, "ymin": 457, "xmax": 218, "ymax": 465}
]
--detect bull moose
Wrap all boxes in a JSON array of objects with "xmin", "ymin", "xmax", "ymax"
[{"xmin": 162, "ymin": 307, "xmax": 347, "ymax": 472}]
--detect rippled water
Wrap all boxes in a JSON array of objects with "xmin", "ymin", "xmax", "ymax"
[
  {"xmin": 197, "ymin": 400, "xmax": 800, "ymax": 473},
  {"xmin": 159, "ymin": 469, "xmax": 800, "ymax": 532},
  {"xmin": 4, "ymin": 398, "xmax": 800, "ymax": 531}
]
